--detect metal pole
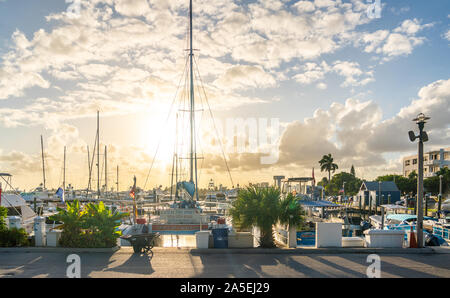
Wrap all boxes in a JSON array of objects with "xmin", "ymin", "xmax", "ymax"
[
  {"xmin": 41, "ymin": 135, "xmax": 46, "ymax": 189},
  {"xmin": 105, "ymin": 145, "xmax": 107, "ymax": 198},
  {"xmin": 63, "ymin": 146, "xmax": 66, "ymax": 199},
  {"xmin": 417, "ymin": 130, "xmax": 424, "ymax": 248},
  {"xmin": 438, "ymin": 175, "xmax": 443, "ymax": 218},
  {"xmin": 87, "ymin": 146, "xmax": 91, "ymax": 193},
  {"xmin": 97, "ymin": 111, "xmax": 100, "ymax": 199}
]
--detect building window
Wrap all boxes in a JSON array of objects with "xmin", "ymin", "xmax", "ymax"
[
  {"xmin": 405, "ymin": 160, "xmax": 410, "ymax": 166},
  {"xmin": 413, "ymin": 159, "xmax": 417, "ymax": 165}
]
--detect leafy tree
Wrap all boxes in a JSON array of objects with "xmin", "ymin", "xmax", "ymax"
[
  {"xmin": 319, "ymin": 154, "xmax": 339, "ymax": 182},
  {"xmin": 376, "ymin": 172, "xmax": 417, "ymax": 195},
  {"xmin": 323, "ymin": 172, "xmax": 362, "ymax": 196},
  {"xmin": 424, "ymin": 167, "xmax": 450, "ymax": 195}
]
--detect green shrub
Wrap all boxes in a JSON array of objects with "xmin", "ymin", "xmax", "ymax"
[
  {"xmin": 50, "ymin": 200, "xmax": 128, "ymax": 248},
  {"xmin": 0, "ymin": 207, "xmax": 7, "ymax": 230},
  {"xmin": 0, "ymin": 227, "xmax": 29, "ymax": 247}
]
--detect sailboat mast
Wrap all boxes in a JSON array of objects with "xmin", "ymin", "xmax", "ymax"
[
  {"xmin": 63, "ymin": 146, "xmax": 66, "ymax": 198},
  {"xmin": 105, "ymin": 145, "xmax": 107, "ymax": 198},
  {"xmin": 87, "ymin": 146, "xmax": 91, "ymax": 192},
  {"xmin": 189, "ymin": 0, "xmax": 195, "ymax": 184},
  {"xmin": 40, "ymin": 135, "xmax": 46, "ymax": 189},
  {"xmin": 97, "ymin": 110, "xmax": 100, "ymax": 199},
  {"xmin": 116, "ymin": 165, "xmax": 119, "ymax": 193}
]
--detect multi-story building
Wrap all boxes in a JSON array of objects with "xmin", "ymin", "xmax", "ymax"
[{"xmin": 403, "ymin": 147, "xmax": 450, "ymax": 178}]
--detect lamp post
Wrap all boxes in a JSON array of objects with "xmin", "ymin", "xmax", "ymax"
[
  {"xmin": 438, "ymin": 175, "xmax": 443, "ymax": 218},
  {"xmin": 408, "ymin": 113, "xmax": 430, "ymax": 248}
]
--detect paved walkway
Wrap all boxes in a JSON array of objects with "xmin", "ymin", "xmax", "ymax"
[{"xmin": 0, "ymin": 247, "xmax": 449, "ymax": 278}]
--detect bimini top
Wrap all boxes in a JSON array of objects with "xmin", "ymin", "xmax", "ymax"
[
  {"xmin": 386, "ymin": 214, "xmax": 437, "ymax": 222},
  {"xmin": 297, "ymin": 200, "xmax": 341, "ymax": 208}
]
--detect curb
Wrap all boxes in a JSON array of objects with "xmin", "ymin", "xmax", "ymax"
[
  {"xmin": 0, "ymin": 246, "xmax": 445, "ymax": 254},
  {"xmin": 0, "ymin": 246, "xmax": 120, "ymax": 253}
]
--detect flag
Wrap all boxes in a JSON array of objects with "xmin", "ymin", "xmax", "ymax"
[
  {"xmin": 56, "ymin": 187, "xmax": 65, "ymax": 203},
  {"xmin": 130, "ymin": 176, "xmax": 138, "ymax": 223}
]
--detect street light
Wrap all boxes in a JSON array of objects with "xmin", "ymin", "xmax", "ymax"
[{"xmin": 408, "ymin": 113, "xmax": 430, "ymax": 248}]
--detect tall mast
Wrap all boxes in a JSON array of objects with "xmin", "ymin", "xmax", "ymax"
[
  {"xmin": 105, "ymin": 145, "xmax": 107, "ymax": 198},
  {"xmin": 116, "ymin": 165, "xmax": 119, "ymax": 193},
  {"xmin": 63, "ymin": 146, "xmax": 66, "ymax": 197},
  {"xmin": 189, "ymin": 0, "xmax": 195, "ymax": 184},
  {"xmin": 97, "ymin": 111, "xmax": 100, "ymax": 199},
  {"xmin": 87, "ymin": 146, "xmax": 91, "ymax": 192},
  {"xmin": 189, "ymin": 0, "xmax": 199, "ymax": 201},
  {"xmin": 40, "ymin": 135, "xmax": 46, "ymax": 189}
]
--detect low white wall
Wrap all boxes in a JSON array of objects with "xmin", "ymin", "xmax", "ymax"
[
  {"xmin": 228, "ymin": 232, "xmax": 253, "ymax": 248},
  {"xmin": 342, "ymin": 236, "xmax": 365, "ymax": 247},
  {"xmin": 364, "ymin": 230, "xmax": 404, "ymax": 248},
  {"xmin": 315, "ymin": 222, "xmax": 342, "ymax": 248}
]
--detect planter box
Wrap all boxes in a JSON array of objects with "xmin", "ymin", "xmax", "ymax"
[
  {"xmin": 46, "ymin": 230, "xmax": 63, "ymax": 247},
  {"xmin": 316, "ymin": 222, "xmax": 342, "ymax": 248},
  {"xmin": 228, "ymin": 232, "xmax": 253, "ymax": 248},
  {"xmin": 342, "ymin": 236, "xmax": 365, "ymax": 247}
]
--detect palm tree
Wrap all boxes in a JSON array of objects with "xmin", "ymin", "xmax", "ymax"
[
  {"xmin": 319, "ymin": 153, "xmax": 339, "ymax": 182},
  {"xmin": 230, "ymin": 186, "xmax": 280, "ymax": 248},
  {"xmin": 278, "ymin": 193, "xmax": 305, "ymax": 229}
]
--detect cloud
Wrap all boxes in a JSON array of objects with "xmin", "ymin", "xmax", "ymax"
[
  {"xmin": 293, "ymin": 60, "xmax": 374, "ymax": 87},
  {"xmin": 359, "ymin": 18, "xmax": 433, "ymax": 60}
]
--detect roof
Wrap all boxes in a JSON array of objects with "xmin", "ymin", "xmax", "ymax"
[
  {"xmin": 1, "ymin": 194, "xmax": 27, "ymax": 207},
  {"xmin": 386, "ymin": 214, "xmax": 436, "ymax": 222},
  {"xmin": 361, "ymin": 181, "xmax": 399, "ymax": 192},
  {"xmin": 297, "ymin": 200, "xmax": 341, "ymax": 208}
]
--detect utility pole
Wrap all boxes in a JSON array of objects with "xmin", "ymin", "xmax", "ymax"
[{"xmin": 40, "ymin": 135, "xmax": 46, "ymax": 189}]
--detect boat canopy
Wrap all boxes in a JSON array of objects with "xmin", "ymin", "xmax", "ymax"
[
  {"xmin": 297, "ymin": 200, "xmax": 341, "ymax": 208},
  {"xmin": 386, "ymin": 214, "xmax": 437, "ymax": 222}
]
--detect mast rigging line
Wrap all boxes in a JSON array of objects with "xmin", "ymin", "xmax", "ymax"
[
  {"xmin": 192, "ymin": 54, "xmax": 234, "ymax": 188},
  {"xmin": 142, "ymin": 55, "xmax": 190, "ymax": 190}
]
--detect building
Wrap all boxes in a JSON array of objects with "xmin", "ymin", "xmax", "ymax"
[
  {"xmin": 356, "ymin": 181, "xmax": 401, "ymax": 207},
  {"xmin": 403, "ymin": 147, "xmax": 450, "ymax": 178}
]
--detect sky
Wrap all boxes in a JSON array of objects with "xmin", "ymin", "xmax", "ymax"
[{"xmin": 0, "ymin": 0, "xmax": 449, "ymax": 192}]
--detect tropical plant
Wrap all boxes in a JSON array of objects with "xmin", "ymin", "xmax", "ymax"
[
  {"xmin": 278, "ymin": 193, "xmax": 305, "ymax": 229},
  {"xmin": 230, "ymin": 186, "xmax": 280, "ymax": 248},
  {"xmin": 50, "ymin": 200, "xmax": 128, "ymax": 248},
  {"xmin": 82, "ymin": 201, "xmax": 127, "ymax": 248},
  {"xmin": 0, "ymin": 206, "xmax": 7, "ymax": 230},
  {"xmin": 0, "ymin": 227, "xmax": 29, "ymax": 247},
  {"xmin": 319, "ymin": 154, "xmax": 339, "ymax": 182},
  {"xmin": 230, "ymin": 186, "xmax": 306, "ymax": 248}
]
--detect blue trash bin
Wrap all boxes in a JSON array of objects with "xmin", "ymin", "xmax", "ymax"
[{"xmin": 212, "ymin": 228, "xmax": 228, "ymax": 248}]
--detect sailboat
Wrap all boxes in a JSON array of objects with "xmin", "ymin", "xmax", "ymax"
[{"xmin": 155, "ymin": 0, "xmax": 209, "ymax": 231}]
